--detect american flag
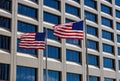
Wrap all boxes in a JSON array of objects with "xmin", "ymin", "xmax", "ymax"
[
  {"xmin": 19, "ymin": 32, "xmax": 46, "ymax": 49},
  {"xmin": 53, "ymin": 21, "xmax": 84, "ymax": 40}
]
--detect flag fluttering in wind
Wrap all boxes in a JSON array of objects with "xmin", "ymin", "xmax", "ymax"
[
  {"xmin": 19, "ymin": 32, "xmax": 45, "ymax": 49},
  {"xmin": 53, "ymin": 21, "xmax": 84, "ymax": 40}
]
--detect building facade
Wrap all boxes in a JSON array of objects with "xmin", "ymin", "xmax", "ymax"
[{"xmin": 0, "ymin": 0, "xmax": 120, "ymax": 81}]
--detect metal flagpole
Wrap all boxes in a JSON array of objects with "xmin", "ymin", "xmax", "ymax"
[
  {"xmin": 45, "ymin": 28, "xmax": 48, "ymax": 81},
  {"xmin": 84, "ymin": 17, "xmax": 89, "ymax": 81}
]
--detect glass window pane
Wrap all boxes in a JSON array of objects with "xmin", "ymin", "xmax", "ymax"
[
  {"xmin": 0, "ymin": 16, "xmax": 11, "ymax": 30},
  {"xmin": 117, "ymin": 35, "xmax": 120, "ymax": 43},
  {"xmin": 119, "ymin": 60, "xmax": 120, "ymax": 70},
  {"xmin": 85, "ymin": 11, "xmax": 97, "ymax": 23},
  {"xmin": 0, "ymin": 35, "xmax": 10, "ymax": 51},
  {"xmin": 44, "ymin": 12, "xmax": 60, "ymax": 24},
  {"xmin": 102, "ymin": 30, "xmax": 113, "ymax": 40},
  {"xmin": 87, "ymin": 40, "xmax": 98, "ymax": 50},
  {"xmin": 29, "ymin": 0, "xmax": 37, "ymax": 3},
  {"xmin": 116, "ymin": 22, "xmax": 120, "ymax": 30},
  {"xmin": 104, "ymin": 78, "xmax": 115, "ymax": 81},
  {"xmin": 84, "ymin": 0, "xmax": 97, "ymax": 9},
  {"xmin": 44, "ymin": 0, "xmax": 60, "ymax": 10},
  {"xmin": 103, "ymin": 43, "xmax": 113, "ymax": 54},
  {"xmin": 87, "ymin": 25, "xmax": 98, "ymax": 36},
  {"xmin": 44, "ymin": 45, "xmax": 60, "ymax": 59},
  {"xmin": 88, "ymin": 54, "xmax": 98, "ymax": 66},
  {"xmin": 89, "ymin": 76, "xmax": 99, "ymax": 81},
  {"xmin": 16, "ymin": 66, "xmax": 36, "ymax": 81},
  {"xmin": 0, "ymin": 0, "xmax": 11, "ymax": 11},
  {"xmin": 66, "ymin": 49, "xmax": 80, "ymax": 63},
  {"xmin": 66, "ymin": 39, "xmax": 80, "ymax": 45},
  {"xmin": 0, "ymin": 63, "xmax": 9, "ymax": 80},
  {"xmin": 102, "ymin": 17, "xmax": 112, "ymax": 27},
  {"xmin": 44, "ymin": 70, "xmax": 60, "ymax": 81},
  {"xmin": 103, "ymin": 57, "xmax": 114, "ymax": 69},
  {"xmin": 115, "ymin": 0, "xmax": 120, "ymax": 6},
  {"xmin": 65, "ymin": 4, "xmax": 80, "ymax": 17},
  {"xmin": 17, "ymin": 39, "xmax": 36, "ymax": 55},
  {"xmin": 67, "ymin": 73, "xmax": 81, "ymax": 81},
  {"xmin": 118, "ymin": 47, "xmax": 120, "ymax": 55},
  {"xmin": 18, "ymin": 4, "xmax": 37, "ymax": 19},
  {"xmin": 101, "ymin": 4, "xmax": 112, "ymax": 15},
  {"xmin": 116, "ymin": 10, "xmax": 120, "ymax": 18}
]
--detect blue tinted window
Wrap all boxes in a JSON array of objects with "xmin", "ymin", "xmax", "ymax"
[
  {"xmin": 66, "ymin": 39, "xmax": 80, "ymax": 45},
  {"xmin": 0, "ymin": 0, "xmax": 11, "ymax": 11},
  {"xmin": 66, "ymin": 49, "xmax": 80, "ymax": 63},
  {"xmin": 89, "ymin": 76, "xmax": 99, "ymax": 81},
  {"xmin": 87, "ymin": 25, "xmax": 98, "ymax": 36},
  {"xmin": 66, "ymin": 4, "xmax": 80, "ymax": 17},
  {"xmin": 73, "ymin": 0, "xmax": 79, "ymax": 3},
  {"xmin": 117, "ymin": 35, "xmax": 120, "ymax": 42},
  {"xmin": 102, "ymin": 30, "xmax": 113, "ymax": 40},
  {"xmin": 65, "ymin": 19, "xmax": 74, "ymax": 23},
  {"xmin": 18, "ymin": 21, "xmax": 37, "ymax": 32},
  {"xmin": 0, "ymin": 16, "xmax": 10, "ymax": 29},
  {"xmin": 0, "ymin": 63, "xmax": 9, "ymax": 80},
  {"xmin": 18, "ymin": 4, "xmax": 37, "ymax": 19},
  {"xmin": 16, "ymin": 66, "xmax": 36, "ymax": 81},
  {"xmin": 44, "ymin": 0, "xmax": 60, "ymax": 10},
  {"xmin": 84, "ymin": 0, "xmax": 97, "ymax": 9},
  {"xmin": 44, "ymin": 70, "xmax": 60, "ymax": 81},
  {"xmin": 101, "ymin": 4, "xmax": 112, "ymax": 15},
  {"xmin": 116, "ymin": 22, "xmax": 120, "ymax": 30},
  {"xmin": 44, "ymin": 45, "xmax": 60, "ymax": 59},
  {"xmin": 119, "ymin": 60, "xmax": 120, "ymax": 70},
  {"xmin": 103, "ymin": 57, "xmax": 114, "ymax": 69},
  {"xmin": 44, "ymin": 12, "xmax": 60, "ymax": 24},
  {"xmin": 44, "ymin": 28, "xmax": 60, "ymax": 41},
  {"xmin": 104, "ymin": 78, "xmax": 115, "ymax": 81},
  {"xmin": 116, "ymin": 10, "xmax": 120, "ymax": 18},
  {"xmin": 0, "ymin": 35, "xmax": 10, "ymax": 51},
  {"xmin": 115, "ymin": 0, "xmax": 120, "ymax": 6},
  {"xmin": 85, "ymin": 11, "xmax": 97, "ymax": 23},
  {"xmin": 88, "ymin": 54, "xmax": 98, "ymax": 66},
  {"xmin": 102, "ymin": 17, "xmax": 112, "ymax": 27},
  {"xmin": 67, "ymin": 73, "xmax": 81, "ymax": 81},
  {"xmin": 17, "ymin": 39, "xmax": 36, "ymax": 55},
  {"xmin": 103, "ymin": 43, "xmax": 113, "ymax": 54},
  {"xmin": 118, "ymin": 47, "xmax": 120, "ymax": 55},
  {"xmin": 29, "ymin": 0, "xmax": 37, "ymax": 3},
  {"xmin": 87, "ymin": 40, "xmax": 98, "ymax": 50}
]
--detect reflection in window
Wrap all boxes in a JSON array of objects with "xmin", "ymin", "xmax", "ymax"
[
  {"xmin": 67, "ymin": 73, "xmax": 81, "ymax": 81},
  {"xmin": 88, "ymin": 54, "xmax": 99, "ymax": 66},
  {"xmin": 18, "ymin": 4, "xmax": 37, "ymax": 19},
  {"xmin": 44, "ymin": 70, "xmax": 60, "ymax": 81},
  {"xmin": 0, "ymin": 63, "xmax": 9, "ymax": 80},
  {"xmin": 102, "ymin": 30, "xmax": 113, "ymax": 40},
  {"xmin": 116, "ymin": 10, "xmax": 120, "ymax": 18},
  {"xmin": 87, "ymin": 40, "xmax": 98, "ymax": 50},
  {"xmin": 103, "ymin": 57, "xmax": 114, "ymax": 69},
  {"xmin": 115, "ymin": 0, "xmax": 120, "ymax": 6},
  {"xmin": 101, "ymin": 4, "xmax": 112, "ymax": 15},
  {"xmin": 84, "ymin": 0, "xmax": 97, "ymax": 9},
  {"xmin": 16, "ymin": 66, "xmax": 36, "ymax": 81},
  {"xmin": 116, "ymin": 22, "xmax": 120, "ymax": 30},
  {"xmin": 103, "ymin": 43, "xmax": 114, "ymax": 54},
  {"xmin": 87, "ymin": 25, "xmax": 98, "ymax": 36},
  {"xmin": 102, "ymin": 17, "xmax": 112, "ymax": 28}
]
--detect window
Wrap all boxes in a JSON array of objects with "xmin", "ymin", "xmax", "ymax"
[
  {"xmin": 29, "ymin": 0, "xmax": 37, "ymax": 3},
  {"xmin": 87, "ymin": 40, "xmax": 98, "ymax": 50},
  {"xmin": 44, "ymin": 0, "xmax": 60, "ymax": 10},
  {"xmin": 67, "ymin": 73, "xmax": 81, "ymax": 81},
  {"xmin": 0, "ymin": 16, "xmax": 11, "ymax": 30},
  {"xmin": 102, "ymin": 30, "xmax": 113, "ymax": 40},
  {"xmin": 102, "ymin": 17, "xmax": 112, "ymax": 28},
  {"xmin": 18, "ymin": 4, "xmax": 37, "ymax": 19},
  {"xmin": 89, "ymin": 76, "xmax": 99, "ymax": 81},
  {"xmin": 0, "ymin": 35, "xmax": 10, "ymax": 51},
  {"xmin": 66, "ymin": 39, "xmax": 80, "ymax": 45},
  {"xmin": 103, "ymin": 43, "xmax": 114, "ymax": 54},
  {"xmin": 101, "ymin": 4, "xmax": 112, "ymax": 15},
  {"xmin": 116, "ymin": 22, "xmax": 120, "ymax": 30},
  {"xmin": 66, "ymin": 49, "xmax": 81, "ymax": 63},
  {"xmin": 65, "ymin": 4, "xmax": 80, "ymax": 17},
  {"xmin": 44, "ymin": 28, "xmax": 60, "ymax": 42},
  {"xmin": 44, "ymin": 12, "xmax": 60, "ymax": 24},
  {"xmin": 18, "ymin": 21, "xmax": 37, "ymax": 32},
  {"xmin": 85, "ymin": 11, "xmax": 97, "ymax": 23},
  {"xmin": 0, "ymin": 63, "xmax": 9, "ymax": 80},
  {"xmin": 103, "ymin": 57, "xmax": 114, "ymax": 69},
  {"xmin": 87, "ymin": 25, "xmax": 98, "ymax": 36},
  {"xmin": 116, "ymin": 10, "xmax": 120, "ymax": 18},
  {"xmin": 0, "ymin": 0, "xmax": 11, "ymax": 11},
  {"xmin": 115, "ymin": 0, "xmax": 120, "ymax": 6},
  {"xmin": 44, "ymin": 45, "xmax": 60, "ymax": 59},
  {"xmin": 119, "ymin": 60, "xmax": 120, "ymax": 70},
  {"xmin": 16, "ymin": 66, "xmax": 36, "ymax": 81},
  {"xmin": 118, "ymin": 47, "xmax": 120, "ymax": 55},
  {"xmin": 65, "ymin": 19, "xmax": 74, "ymax": 23},
  {"xmin": 117, "ymin": 35, "xmax": 120, "ymax": 43},
  {"xmin": 104, "ymin": 78, "xmax": 115, "ymax": 81},
  {"xmin": 84, "ymin": 0, "xmax": 97, "ymax": 9},
  {"xmin": 73, "ymin": 0, "xmax": 79, "ymax": 3},
  {"xmin": 44, "ymin": 70, "xmax": 60, "ymax": 81},
  {"xmin": 17, "ymin": 39, "xmax": 36, "ymax": 55},
  {"xmin": 88, "ymin": 54, "xmax": 99, "ymax": 66}
]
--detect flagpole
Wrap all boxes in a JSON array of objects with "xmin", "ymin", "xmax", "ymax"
[
  {"xmin": 84, "ymin": 17, "xmax": 89, "ymax": 81},
  {"xmin": 45, "ymin": 28, "xmax": 48, "ymax": 81}
]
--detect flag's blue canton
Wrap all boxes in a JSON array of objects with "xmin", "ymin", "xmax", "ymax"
[
  {"xmin": 35, "ymin": 33, "xmax": 45, "ymax": 41},
  {"xmin": 72, "ymin": 21, "xmax": 83, "ymax": 30}
]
